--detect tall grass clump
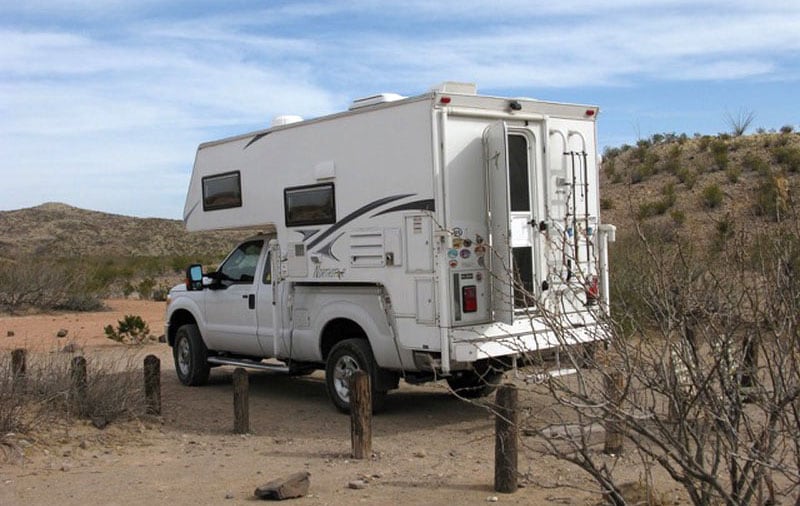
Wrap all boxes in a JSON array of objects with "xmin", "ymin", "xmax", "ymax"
[{"xmin": 0, "ymin": 352, "xmax": 149, "ymax": 437}]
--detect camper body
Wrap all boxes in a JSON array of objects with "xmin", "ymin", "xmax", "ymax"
[{"xmin": 165, "ymin": 83, "xmax": 614, "ymax": 411}]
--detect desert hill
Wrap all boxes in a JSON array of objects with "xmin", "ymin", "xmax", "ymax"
[
  {"xmin": 599, "ymin": 130, "xmax": 799, "ymax": 241},
  {"xmin": 0, "ymin": 202, "xmax": 255, "ymax": 261}
]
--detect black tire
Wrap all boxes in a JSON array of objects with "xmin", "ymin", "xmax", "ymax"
[
  {"xmin": 173, "ymin": 324, "xmax": 210, "ymax": 386},
  {"xmin": 447, "ymin": 369, "xmax": 504, "ymax": 399},
  {"xmin": 325, "ymin": 339, "xmax": 386, "ymax": 413}
]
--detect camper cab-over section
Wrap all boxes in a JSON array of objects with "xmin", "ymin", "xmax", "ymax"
[{"xmin": 166, "ymin": 82, "xmax": 615, "ymax": 412}]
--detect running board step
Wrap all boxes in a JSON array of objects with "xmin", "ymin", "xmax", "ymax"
[{"xmin": 207, "ymin": 356, "xmax": 291, "ymax": 373}]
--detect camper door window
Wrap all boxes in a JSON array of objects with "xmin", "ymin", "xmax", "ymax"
[
  {"xmin": 202, "ymin": 171, "xmax": 242, "ymax": 211},
  {"xmin": 284, "ymin": 183, "xmax": 336, "ymax": 227}
]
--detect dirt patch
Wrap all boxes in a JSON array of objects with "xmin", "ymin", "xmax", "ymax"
[{"xmin": 0, "ymin": 301, "xmax": 688, "ymax": 505}]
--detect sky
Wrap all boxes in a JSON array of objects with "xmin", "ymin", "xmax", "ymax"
[{"xmin": 2, "ymin": 0, "xmax": 799, "ymax": 218}]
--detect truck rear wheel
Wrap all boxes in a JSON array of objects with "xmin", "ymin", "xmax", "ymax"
[
  {"xmin": 325, "ymin": 339, "xmax": 386, "ymax": 413},
  {"xmin": 173, "ymin": 324, "xmax": 210, "ymax": 386}
]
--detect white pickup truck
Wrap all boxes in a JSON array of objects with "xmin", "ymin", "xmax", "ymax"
[{"xmin": 165, "ymin": 83, "xmax": 612, "ymax": 412}]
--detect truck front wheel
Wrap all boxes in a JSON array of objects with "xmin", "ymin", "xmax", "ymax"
[
  {"xmin": 173, "ymin": 324, "xmax": 210, "ymax": 386},
  {"xmin": 325, "ymin": 339, "xmax": 386, "ymax": 413}
]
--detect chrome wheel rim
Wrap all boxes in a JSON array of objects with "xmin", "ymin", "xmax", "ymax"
[
  {"xmin": 332, "ymin": 355, "xmax": 360, "ymax": 404},
  {"xmin": 177, "ymin": 337, "xmax": 191, "ymax": 377}
]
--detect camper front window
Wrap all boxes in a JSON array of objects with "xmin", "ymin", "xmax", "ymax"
[{"xmin": 202, "ymin": 171, "xmax": 242, "ymax": 211}]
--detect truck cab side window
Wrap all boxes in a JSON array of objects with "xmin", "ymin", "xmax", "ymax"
[{"xmin": 218, "ymin": 240, "xmax": 264, "ymax": 284}]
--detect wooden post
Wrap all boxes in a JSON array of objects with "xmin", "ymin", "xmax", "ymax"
[
  {"xmin": 70, "ymin": 356, "xmax": 88, "ymax": 417},
  {"xmin": 603, "ymin": 370, "xmax": 625, "ymax": 455},
  {"xmin": 11, "ymin": 349, "xmax": 26, "ymax": 390},
  {"xmin": 350, "ymin": 370, "xmax": 372, "ymax": 459},
  {"xmin": 494, "ymin": 383, "xmax": 518, "ymax": 493},
  {"xmin": 233, "ymin": 367, "xmax": 250, "ymax": 434},
  {"xmin": 143, "ymin": 354, "xmax": 161, "ymax": 415}
]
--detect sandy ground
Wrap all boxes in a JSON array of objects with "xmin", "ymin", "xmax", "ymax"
[{"xmin": 0, "ymin": 300, "xmax": 688, "ymax": 506}]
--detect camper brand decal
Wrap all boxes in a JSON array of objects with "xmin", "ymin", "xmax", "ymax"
[{"xmin": 313, "ymin": 266, "xmax": 346, "ymax": 279}]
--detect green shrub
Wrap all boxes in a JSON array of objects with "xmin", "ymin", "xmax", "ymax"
[
  {"xmin": 676, "ymin": 167, "xmax": 698, "ymax": 189},
  {"xmin": 137, "ymin": 278, "xmax": 155, "ymax": 300},
  {"xmin": 772, "ymin": 145, "xmax": 800, "ymax": 173},
  {"xmin": 600, "ymin": 197, "xmax": 615, "ymax": 210},
  {"xmin": 104, "ymin": 314, "xmax": 153, "ymax": 345},
  {"xmin": 663, "ymin": 145, "xmax": 682, "ymax": 174},
  {"xmin": 701, "ymin": 183, "xmax": 724, "ymax": 209},
  {"xmin": 780, "ymin": 124, "xmax": 794, "ymax": 134},
  {"xmin": 710, "ymin": 140, "xmax": 729, "ymax": 170},
  {"xmin": 670, "ymin": 209, "xmax": 686, "ymax": 225},
  {"xmin": 742, "ymin": 152, "xmax": 770, "ymax": 174},
  {"xmin": 697, "ymin": 135, "xmax": 713, "ymax": 151},
  {"xmin": 726, "ymin": 165, "xmax": 741, "ymax": 183},
  {"xmin": 755, "ymin": 175, "xmax": 790, "ymax": 221},
  {"xmin": 711, "ymin": 214, "xmax": 735, "ymax": 252}
]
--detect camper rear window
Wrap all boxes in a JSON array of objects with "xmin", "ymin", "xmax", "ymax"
[
  {"xmin": 284, "ymin": 183, "xmax": 336, "ymax": 227},
  {"xmin": 202, "ymin": 171, "xmax": 242, "ymax": 211}
]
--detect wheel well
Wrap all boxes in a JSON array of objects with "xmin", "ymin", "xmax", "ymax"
[
  {"xmin": 168, "ymin": 309, "xmax": 198, "ymax": 347},
  {"xmin": 320, "ymin": 318, "xmax": 368, "ymax": 359}
]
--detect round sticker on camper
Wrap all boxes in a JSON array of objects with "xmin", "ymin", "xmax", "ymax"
[
  {"xmin": 463, "ymin": 238, "xmax": 472, "ymax": 248},
  {"xmin": 447, "ymin": 249, "xmax": 458, "ymax": 259},
  {"xmin": 460, "ymin": 249, "xmax": 471, "ymax": 259},
  {"xmin": 449, "ymin": 260, "xmax": 458, "ymax": 268},
  {"xmin": 474, "ymin": 244, "xmax": 486, "ymax": 256}
]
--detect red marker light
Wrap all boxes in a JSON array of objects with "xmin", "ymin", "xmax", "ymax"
[
  {"xmin": 462, "ymin": 286, "xmax": 478, "ymax": 313},
  {"xmin": 585, "ymin": 109, "xmax": 596, "ymax": 117},
  {"xmin": 440, "ymin": 96, "xmax": 452, "ymax": 104}
]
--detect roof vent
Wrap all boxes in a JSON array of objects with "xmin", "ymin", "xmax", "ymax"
[
  {"xmin": 432, "ymin": 82, "xmax": 477, "ymax": 95},
  {"xmin": 271, "ymin": 115, "xmax": 303, "ymax": 127},
  {"xmin": 348, "ymin": 93, "xmax": 405, "ymax": 110}
]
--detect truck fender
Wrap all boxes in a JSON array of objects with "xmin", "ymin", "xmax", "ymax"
[
  {"xmin": 166, "ymin": 298, "xmax": 206, "ymax": 347},
  {"xmin": 310, "ymin": 298, "xmax": 401, "ymax": 370}
]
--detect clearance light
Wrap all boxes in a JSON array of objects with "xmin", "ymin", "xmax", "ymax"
[
  {"xmin": 440, "ymin": 96, "xmax": 452, "ymax": 104},
  {"xmin": 585, "ymin": 276, "xmax": 599, "ymax": 305},
  {"xmin": 462, "ymin": 285, "xmax": 478, "ymax": 313},
  {"xmin": 585, "ymin": 109, "xmax": 596, "ymax": 117}
]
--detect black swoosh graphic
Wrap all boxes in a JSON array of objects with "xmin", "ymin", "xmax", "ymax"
[
  {"xmin": 371, "ymin": 198, "xmax": 435, "ymax": 217},
  {"xmin": 244, "ymin": 131, "xmax": 271, "ymax": 149},
  {"xmin": 306, "ymin": 193, "xmax": 414, "ymax": 249}
]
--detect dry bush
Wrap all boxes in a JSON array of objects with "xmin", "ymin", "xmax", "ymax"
[
  {"xmin": 0, "ymin": 259, "xmax": 103, "ymax": 313},
  {"xmin": 517, "ymin": 216, "xmax": 800, "ymax": 505},
  {"xmin": 0, "ymin": 351, "xmax": 149, "ymax": 440},
  {"xmin": 461, "ymin": 201, "xmax": 800, "ymax": 505}
]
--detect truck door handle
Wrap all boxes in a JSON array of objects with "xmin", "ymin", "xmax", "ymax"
[{"xmin": 243, "ymin": 294, "xmax": 255, "ymax": 309}]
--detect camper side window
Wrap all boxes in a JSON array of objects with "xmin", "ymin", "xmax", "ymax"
[
  {"xmin": 202, "ymin": 171, "xmax": 242, "ymax": 211},
  {"xmin": 284, "ymin": 183, "xmax": 336, "ymax": 227}
]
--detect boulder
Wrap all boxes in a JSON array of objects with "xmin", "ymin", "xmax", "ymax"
[{"xmin": 254, "ymin": 471, "xmax": 310, "ymax": 500}]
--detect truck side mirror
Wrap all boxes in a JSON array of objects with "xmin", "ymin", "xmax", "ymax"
[{"xmin": 186, "ymin": 264, "xmax": 204, "ymax": 291}]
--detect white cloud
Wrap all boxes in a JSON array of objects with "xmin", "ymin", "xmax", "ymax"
[{"xmin": 0, "ymin": 0, "xmax": 798, "ymax": 217}]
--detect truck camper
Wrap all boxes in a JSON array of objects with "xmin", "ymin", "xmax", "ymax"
[{"xmin": 165, "ymin": 82, "xmax": 615, "ymax": 412}]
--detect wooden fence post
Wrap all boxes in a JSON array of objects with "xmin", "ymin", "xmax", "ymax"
[
  {"xmin": 143, "ymin": 354, "xmax": 161, "ymax": 415},
  {"xmin": 350, "ymin": 370, "xmax": 372, "ymax": 459},
  {"xmin": 11, "ymin": 348, "xmax": 27, "ymax": 390},
  {"xmin": 70, "ymin": 356, "xmax": 87, "ymax": 416},
  {"xmin": 494, "ymin": 383, "xmax": 518, "ymax": 493},
  {"xmin": 233, "ymin": 367, "xmax": 250, "ymax": 434},
  {"xmin": 603, "ymin": 369, "xmax": 625, "ymax": 455}
]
